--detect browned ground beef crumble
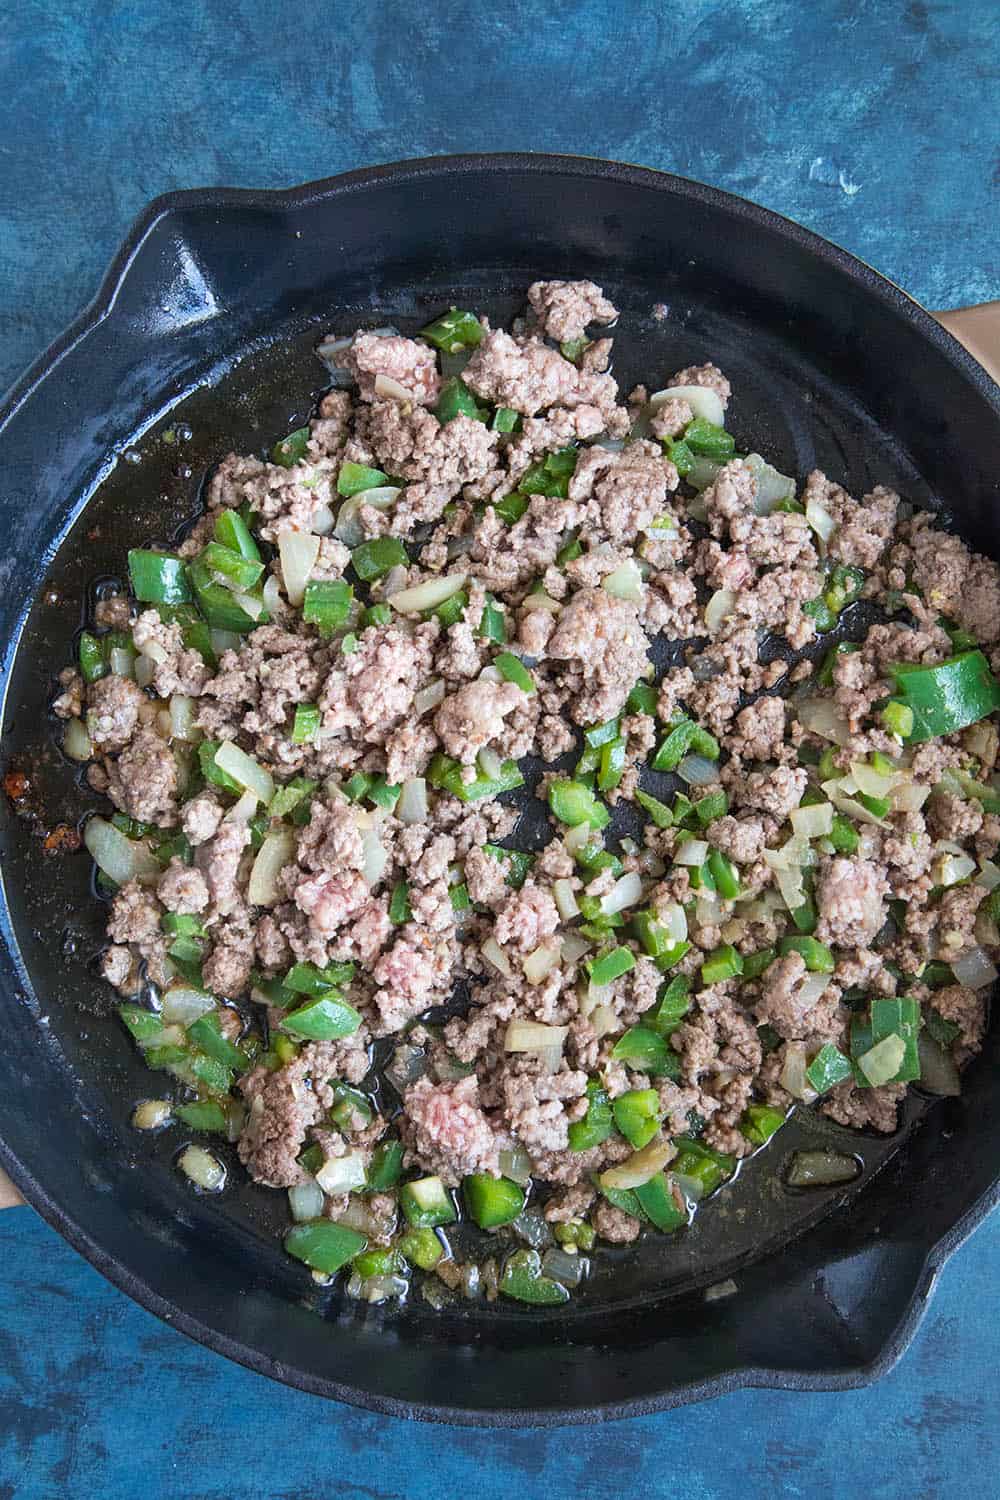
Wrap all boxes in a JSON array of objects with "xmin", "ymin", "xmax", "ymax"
[{"xmin": 55, "ymin": 279, "xmax": 1000, "ymax": 1305}]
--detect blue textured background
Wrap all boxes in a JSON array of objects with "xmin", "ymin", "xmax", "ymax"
[{"xmin": 1, "ymin": 0, "xmax": 999, "ymax": 1492}]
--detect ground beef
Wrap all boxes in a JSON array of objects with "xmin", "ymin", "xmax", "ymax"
[
  {"xmin": 591, "ymin": 1198, "xmax": 642, "ymax": 1244},
  {"xmin": 86, "ymin": 674, "xmax": 146, "ymax": 752},
  {"xmin": 493, "ymin": 881, "xmax": 560, "ymax": 954},
  {"xmin": 401, "ymin": 1076, "xmax": 500, "ymax": 1185},
  {"xmin": 754, "ymin": 953, "xmax": 839, "ymax": 1041},
  {"xmin": 527, "ymin": 279, "xmax": 618, "ymax": 343},
  {"xmin": 434, "ymin": 679, "xmax": 525, "ymax": 763},
  {"xmin": 132, "ymin": 610, "xmax": 210, "ymax": 697},
  {"xmin": 156, "ymin": 858, "xmax": 209, "ymax": 915},
  {"xmin": 181, "ymin": 791, "xmax": 225, "ymax": 846},
  {"xmin": 343, "ymin": 332, "xmax": 441, "ymax": 405},
  {"xmin": 371, "ymin": 925, "xmax": 454, "ymax": 1032},
  {"xmin": 815, "ymin": 857, "xmax": 889, "ymax": 949},
  {"xmin": 547, "ymin": 587, "xmax": 650, "ymax": 724},
  {"xmin": 105, "ymin": 729, "xmax": 178, "ymax": 826},
  {"xmin": 821, "ymin": 1080, "xmax": 905, "ymax": 1134}
]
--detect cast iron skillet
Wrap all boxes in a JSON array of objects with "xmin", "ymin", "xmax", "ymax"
[{"xmin": 0, "ymin": 155, "xmax": 998, "ymax": 1426}]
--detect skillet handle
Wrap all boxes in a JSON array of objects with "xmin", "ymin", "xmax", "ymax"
[
  {"xmin": 0, "ymin": 303, "xmax": 995, "ymax": 1217},
  {"xmin": 932, "ymin": 301, "xmax": 1000, "ymax": 384}
]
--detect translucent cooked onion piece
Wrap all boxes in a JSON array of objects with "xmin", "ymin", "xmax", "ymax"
[
  {"xmin": 316, "ymin": 1150, "xmax": 367, "ymax": 1195},
  {"xmin": 334, "ymin": 487, "xmax": 399, "ymax": 548},
  {"xmin": 214, "ymin": 740, "xmax": 274, "ymax": 804},
  {"xmin": 288, "ymin": 1179, "xmax": 325, "ymax": 1222},
  {"xmin": 225, "ymin": 788, "xmax": 259, "ymax": 825},
  {"xmin": 798, "ymin": 697, "xmax": 851, "ymax": 746},
  {"xmin": 704, "ymin": 588, "xmax": 736, "ymax": 634},
  {"xmin": 397, "ymin": 778, "xmax": 428, "ymax": 825},
  {"xmin": 649, "ymin": 384, "xmax": 725, "ymax": 428},
  {"xmin": 849, "ymin": 759, "xmax": 899, "ymax": 798},
  {"xmin": 601, "ymin": 559, "xmax": 644, "ymax": 602},
  {"xmin": 553, "ymin": 879, "xmax": 580, "ymax": 921},
  {"xmin": 374, "ymin": 373, "xmax": 416, "ymax": 402},
  {"xmin": 278, "ymin": 531, "xmax": 320, "ymax": 607},
  {"xmin": 161, "ymin": 985, "xmax": 215, "ymax": 1026},
  {"xmin": 84, "ymin": 816, "xmax": 160, "ymax": 886},
  {"xmin": 950, "ymin": 945, "xmax": 999, "ymax": 990},
  {"xmin": 178, "ymin": 1145, "xmax": 226, "ymax": 1192},
  {"xmin": 785, "ymin": 1150, "xmax": 860, "ymax": 1189},
  {"xmin": 745, "ymin": 453, "xmax": 796, "ymax": 513},
  {"xmin": 504, "ymin": 1021, "xmax": 568, "ymax": 1053},
  {"xmin": 677, "ymin": 753, "xmax": 720, "ymax": 787},
  {"xmin": 388, "ymin": 573, "xmax": 468, "ymax": 614},
  {"xmin": 359, "ymin": 829, "xmax": 388, "ymax": 887},
  {"xmin": 62, "ymin": 718, "xmax": 93, "ymax": 762},
  {"xmin": 481, "ymin": 937, "xmax": 513, "ymax": 978},
  {"xmin": 598, "ymin": 1138, "xmax": 675, "ymax": 1190},
  {"xmin": 169, "ymin": 693, "xmax": 200, "ymax": 742},
  {"xmin": 779, "ymin": 1042, "xmax": 817, "ymax": 1101},
  {"xmin": 413, "ymin": 680, "xmax": 446, "ymax": 716},
  {"xmin": 790, "ymin": 802, "xmax": 834, "ymax": 839},
  {"xmin": 523, "ymin": 943, "xmax": 561, "ymax": 985},
  {"xmin": 247, "ymin": 828, "xmax": 297, "ymax": 907},
  {"xmin": 805, "ymin": 497, "xmax": 836, "ymax": 548},
  {"xmin": 599, "ymin": 871, "xmax": 643, "ymax": 916},
  {"xmin": 675, "ymin": 839, "xmax": 709, "ymax": 867}
]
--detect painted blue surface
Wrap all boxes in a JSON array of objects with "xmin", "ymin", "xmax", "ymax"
[{"xmin": 0, "ymin": 0, "xmax": 999, "ymax": 1493}]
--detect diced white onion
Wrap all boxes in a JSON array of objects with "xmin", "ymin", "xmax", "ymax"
[
  {"xmin": 478, "ymin": 747, "xmax": 503, "ymax": 781},
  {"xmin": 169, "ymin": 693, "xmax": 200, "ymax": 742},
  {"xmin": 949, "ymin": 945, "xmax": 999, "ymax": 990},
  {"xmin": 397, "ymin": 777, "xmax": 428, "ymax": 825},
  {"xmin": 649, "ymin": 384, "xmax": 725, "ymax": 427},
  {"xmin": 965, "ymin": 721, "xmax": 999, "ymax": 764},
  {"xmin": 374, "ymin": 373, "xmax": 416, "ymax": 401},
  {"xmin": 779, "ymin": 1043, "xmax": 816, "ymax": 1102},
  {"xmin": 850, "ymin": 759, "xmax": 899, "ymax": 797},
  {"xmin": 504, "ymin": 1021, "xmax": 568, "ymax": 1053},
  {"xmin": 214, "ymin": 740, "xmax": 274, "ymax": 804},
  {"xmin": 763, "ymin": 837, "xmax": 809, "ymax": 871},
  {"xmin": 316, "ymin": 1151, "xmax": 368, "ymax": 1196},
  {"xmin": 601, "ymin": 559, "xmax": 644, "ymax": 602},
  {"xmin": 553, "ymin": 879, "xmax": 580, "ymax": 921},
  {"xmin": 560, "ymin": 931, "xmax": 591, "ymax": 965},
  {"xmin": 523, "ymin": 943, "xmax": 561, "ymax": 985},
  {"xmin": 223, "ymin": 787, "xmax": 258, "ymax": 825},
  {"xmin": 309, "ymin": 502, "xmax": 336, "ymax": 536},
  {"xmin": 278, "ymin": 531, "xmax": 320, "ymax": 607},
  {"xmin": 704, "ymin": 588, "xmax": 736, "ymax": 633},
  {"xmin": 658, "ymin": 901, "xmax": 688, "ymax": 942},
  {"xmin": 790, "ymin": 802, "xmax": 834, "ymax": 839},
  {"xmin": 564, "ymin": 823, "xmax": 594, "ymax": 855},
  {"xmin": 599, "ymin": 1138, "xmax": 675, "ymax": 1190},
  {"xmin": 210, "ymin": 628, "xmax": 241, "ymax": 656},
  {"xmin": 232, "ymin": 590, "xmax": 264, "ymax": 621},
  {"xmin": 413, "ymin": 680, "xmax": 446, "ymax": 715},
  {"xmin": 799, "ymin": 973, "xmax": 833, "ymax": 1009},
  {"xmin": 139, "ymin": 637, "xmax": 169, "ymax": 666},
  {"xmin": 333, "ymin": 487, "xmax": 399, "ymax": 548},
  {"xmin": 686, "ymin": 462, "xmax": 720, "ymax": 497},
  {"xmin": 933, "ymin": 849, "xmax": 977, "ymax": 888},
  {"xmin": 288, "ymin": 1179, "xmax": 325, "ymax": 1222},
  {"xmin": 482, "ymin": 937, "xmax": 513, "ymax": 978},
  {"xmin": 108, "ymin": 647, "xmax": 135, "ymax": 678},
  {"xmin": 360, "ymin": 829, "xmax": 388, "ymax": 888},
  {"xmin": 677, "ymin": 753, "xmax": 720, "ymax": 787},
  {"xmin": 745, "ymin": 453, "xmax": 796, "ymax": 513},
  {"xmin": 388, "ymin": 572, "xmax": 468, "ymax": 614},
  {"xmin": 63, "ymin": 718, "xmax": 93, "ymax": 762},
  {"xmin": 84, "ymin": 816, "xmax": 160, "ymax": 886},
  {"xmin": 590, "ymin": 1003, "xmax": 619, "ymax": 1039},
  {"xmin": 498, "ymin": 1145, "xmax": 532, "ymax": 1185},
  {"xmin": 600, "ymin": 870, "xmax": 643, "ymax": 916},
  {"xmin": 786, "ymin": 1150, "xmax": 860, "ymax": 1188},
  {"xmin": 161, "ymin": 985, "xmax": 215, "ymax": 1026},
  {"xmin": 821, "ymin": 778, "xmax": 889, "ymax": 829},
  {"xmin": 893, "ymin": 779, "xmax": 930, "ymax": 813},
  {"xmin": 858, "ymin": 1035, "xmax": 906, "ymax": 1088},
  {"xmin": 178, "ymin": 1145, "xmax": 226, "ymax": 1192},
  {"xmin": 798, "ymin": 698, "xmax": 851, "ymax": 746},
  {"xmin": 132, "ymin": 1099, "xmax": 172, "ymax": 1130},
  {"xmin": 696, "ymin": 891, "xmax": 724, "ymax": 926},
  {"xmin": 676, "ymin": 839, "xmax": 709, "ymax": 867},
  {"xmin": 522, "ymin": 591, "xmax": 562, "ymax": 614},
  {"xmin": 776, "ymin": 864, "xmax": 806, "ymax": 912},
  {"xmin": 975, "ymin": 859, "xmax": 1000, "ymax": 891},
  {"xmin": 805, "ymin": 498, "xmax": 836, "ymax": 547},
  {"xmin": 247, "ymin": 828, "xmax": 296, "ymax": 906},
  {"xmin": 134, "ymin": 653, "xmax": 155, "ymax": 688}
]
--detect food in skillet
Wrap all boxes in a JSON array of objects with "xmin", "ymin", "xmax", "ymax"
[{"xmin": 53, "ymin": 280, "xmax": 1000, "ymax": 1307}]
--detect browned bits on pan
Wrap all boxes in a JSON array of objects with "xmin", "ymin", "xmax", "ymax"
[
  {"xmin": 3, "ymin": 767, "xmax": 30, "ymax": 802},
  {"xmin": 42, "ymin": 824, "xmax": 82, "ymax": 855}
]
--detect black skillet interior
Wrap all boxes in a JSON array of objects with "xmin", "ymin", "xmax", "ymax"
[{"xmin": 0, "ymin": 156, "xmax": 999, "ymax": 1424}]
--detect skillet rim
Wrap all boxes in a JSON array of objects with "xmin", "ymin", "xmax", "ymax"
[{"xmin": 0, "ymin": 151, "xmax": 998, "ymax": 1426}]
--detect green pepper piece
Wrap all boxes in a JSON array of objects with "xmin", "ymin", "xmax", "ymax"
[
  {"xmin": 829, "ymin": 814, "xmax": 860, "ymax": 854},
  {"xmin": 196, "ymin": 541, "xmax": 264, "ymax": 593},
  {"xmin": 175, "ymin": 1099, "xmax": 229, "ymax": 1133},
  {"xmin": 779, "ymin": 936, "xmax": 835, "ymax": 973},
  {"xmin": 426, "ymin": 752, "xmax": 525, "ymax": 803},
  {"xmin": 280, "ymin": 993, "xmax": 361, "ymax": 1041},
  {"xmin": 548, "ymin": 778, "xmax": 610, "ymax": 829},
  {"xmin": 337, "ymin": 460, "xmax": 390, "ymax": 497},
  {"xmin": 463, "ymin": 1173, "xmax": 526, "ymax": 1229},
  {"xmin": 587, "ymin": 947, "xmax": 636, "ymax": 987},
  {"xmin": 871, "ymin": 995, "xmax": 922, "ymax": 1082},
  {"xmin": 187, "ymin": 563, "xmax": 263, "ymax": 632},
  {"xmin": 652, "ymin": 718, "xmax": 697, "ymax": 772},
  {"xmin": 634, "ymin": 1172, "xmax": 688, "ymax": 1232},
  {"xmin": 282, "ymin": 958, "xmax": 355, "ymax": 993},
  {"xmin": 567, "ymin": 1078, "xmax": 614, "ymax": 1151},
  {"xmin": 612, "ymin": 1088, "xmax": 661, "ymax": 1149},
  {"xmin": 434, "ymin": 377, "xmax": 483, "ymax": 424},
  {"xmin": 741, "ymin": 1102, "xmax": 788, "ymax": 1145},
  {"xmin": 630, "ymin": 910, "xmax": 675, "ymax": 961},
  {"xmin": 627, "ymin": 681, "xmax": 658, "ymax": 716},
  {"xmin": 366, "ymin": 775, "xmax": 401, "ymax": 811},
  {"xmin": 128, "ymin": 549, "xmax": 193, "ymax": 605},
  {"xmin": 886, "ymin": 650, "xmax": 1000, "ymax": 742},
  {"xmin": 701, "ymin": 944, "xmax": 744, "ymax": 985},
  {"xmin": 343, "ymin": 771, "xmax": 372, "ymax": 803},
  {"xmin": 817, "ymin": 639, "xmax": 860, "ymax": 688},
  {"xmin": 430, "ymin": 589, "xmax": 468, "ymax": 628},
  {"xmin": 803, "ymin": 596, "xmax": 838, "ymax": 633},
  {"xmin": 491, "ymin": 406, "xmax": 521, "ymax": 434},
  {"xmin": 662, "ymin": 437, "xmax": 695, "ymax": 477},
  {"xmin": 880, "ymin": 700, "xmax": 914, "ymax": 739},
  {"xmin": 805, "ymin": 1043, "xmax": 854, "ymax": 1094},
  {"xmin": 707, "ymin": 848, "xmax": 741, "ymax": 900},
  {"xmin": 597, "ymin": 738, "xmax": 627, "ymax": 792},
  {"xmin": 683, "ymin": 418, "xmax": 735, "ymax": 461},
  {"xmin": 389, "ymin": 879, "xmax": 412, "ymax": 925},
  {"xmin": 365, "ymin": 1139, "xmax": 404, "ymax": 1192},
  {"xmin": 611, "ymin": 1025, "xmax": 679, "ymax": 1077},
  {"xmin": 694, "ymin": 790, "xmax": 728, "ymax": 826},
  {"xmin": 500, "ymin": 1248, "xmax": 571, "ymax": 1306},
  {"xmin": 213, "ymin": 508, "xmax": 261, "ymax": 561},
  {"xmin": 493, "ymin": 492, "xmax": 531, "ymax": 525},
  {"xmin": 290, "ymin": 703, "xmax": 320, "ymax": 744},
  {"xmin": 351, "ymin": 537, "xmax": 408, "ymax": 581},
  {"xmin": 397, "ymin": 1226, "xmax": 443, "ymax": 1270},
  {"xmin": 399, "ymin": 1176, "xmax": 457, "ymax": 1229},
  {"xmin": 741, "ymin": 947, "xmax": 776, "ymax": 981},
  {"xmin": 362, "ymin": 602, "xmax": 393, "ymax": 629},
  {"xmin": 634, "ymin": 789, "xmax": 673, "ymax": 827},
  {"xmin": 420, "ymin": 308, "xmax": 483, "ymax": 353},
  {"xmin": 478, "ymin": 595, "xmax": 507, "ymax": 642},
  {"xmin": 556, "ymin": 532, "xmax": 583, "ymax": 566},
  {"xmin": 823, "ymin": 564, "xmax": 865, "ymax": 614},
  {"xmin": 483, "ymin": 845, "xmax": 535, "ymax": 889},
  {"xmin": 449, "ymin": 882, "xmax": 471, "ymax": 913},
  {"xmin": 284, "ymin": 1220, "xmax": 366, "ymax": 1274},
  {"xmin": 78, "ymin": 631, "xmax": 108, "ymax": 684},
  {"xmin": 187, "ymin": 1011, "xmax": 248, "ymax": 1070},
  {"xmin": 197, "ymin": 740, "xmax": 243, "ymax": 794},
  {"xmin": 671, "ymin": 1136, "xmax": 734, "ymax": 1198},
  {"xmin": 574, "ymin": 843, "xmax": 623, "ymax": 876},
  {"xmin": 583, "ymin": 717, "xmax": 621, "ymax": 750},
  {"xmin": 303, "ymin": 579, "xmax": 354, "ymax": 636},
  {"xmin": 119, "ymin": 1003, "xmax": 164, "ymax": 1048},
  {"xmin": 647, "ymin": 975, "xmax": 692, "ymax": 1035},
  {"xmin": 268, "ymin": 776, "xmax": 318, "ymax": 819},
  {"xmin": 271, "ymin": 427, "xmax": 310, "ymax": 468},
  {"xmin": 494, "ymin": 651, "xmax": 535, "ymax": 694}
]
